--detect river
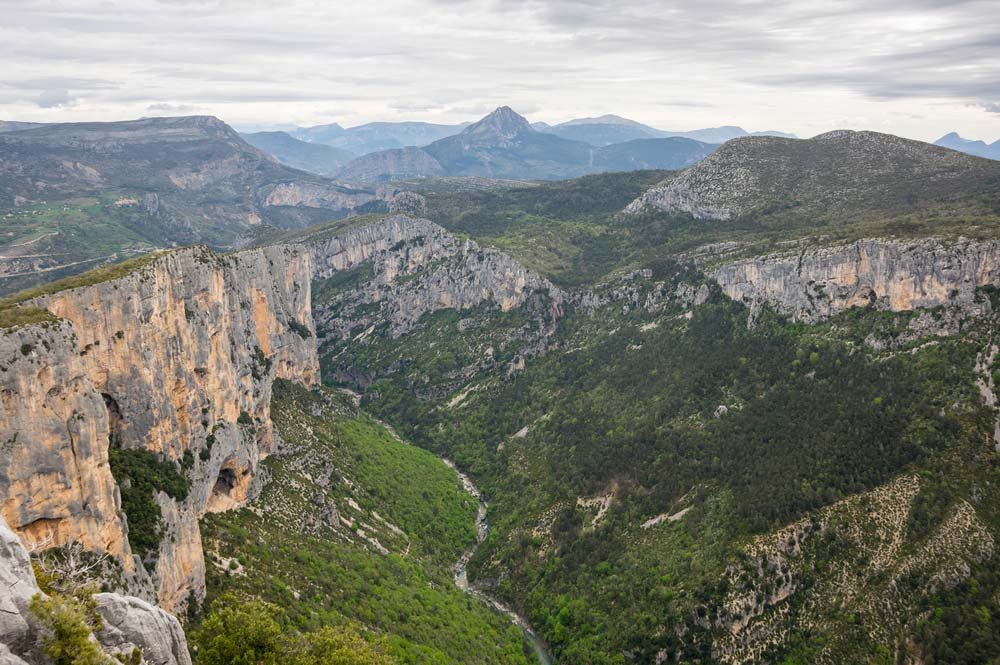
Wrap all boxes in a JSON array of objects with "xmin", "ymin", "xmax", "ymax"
[{"xmin": 444, "ymin": 460, "xmax": 554, "ymax": 665}]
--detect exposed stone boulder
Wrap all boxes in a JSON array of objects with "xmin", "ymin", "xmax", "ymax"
[
  {"xmin": 95, "ymin": 593, "xmax": 192, "ymax": 665},
  {"xmin": 0, "ymin": 517, "xmax": 40, "ymax": 655},
  {"xmin": 0, "ymin": 645, "xmax": 29, "ymax": 665},
  {"xmin": 1, "ymin": 515, "xmax": 193, "ymax": 665}
]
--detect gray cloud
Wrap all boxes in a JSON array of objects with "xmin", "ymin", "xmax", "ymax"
[
  {"xmin": 37, "ymin": 88, "xmax": 74, "ymax": 108},
  {"xmin": 0, "ymin": 0, "xmax": 996, "ymax": 140},
  {"xmin": 146, "ymin": 102, "xmax": 202, "ymax": 113}
]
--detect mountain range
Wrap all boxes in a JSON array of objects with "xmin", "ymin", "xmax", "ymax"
[
  {"xmin": 935, "ymin": 131, "xmax": 1000, "ymax": 160},
  {"xmin": 281, "ymin": 112, "xmax": 793, "ymax": 155},
  {"xmin": 534, "ymin": 114, "xmax": 794, "ymax": 146},
  {"xmin": 333, "ymin": 106, "xmax": 718, "ymax": 182},
  {"xmin": 291, "ymin": 120, "xmax": 470, "ymax": 154},
  {"xmin": 0, "ymin": 116, "xmax": 378, "ymax": 294}
]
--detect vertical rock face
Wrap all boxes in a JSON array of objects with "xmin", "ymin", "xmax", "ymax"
[
  {"xmin": 0, "ymin": 244, "xmax": 318, "ymax": 610},
  {"xmin": 712, "ymin": 238, "xmax": 1000, "ymax": 322},
  {"xmin": 309, "ymin": 215, "xmax": 564, "ymax": 338}
]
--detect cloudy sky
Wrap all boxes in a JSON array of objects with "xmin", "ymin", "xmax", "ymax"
[{"xmin": 1, "ymin": 0, "xmax": 997, "ymax": 141}]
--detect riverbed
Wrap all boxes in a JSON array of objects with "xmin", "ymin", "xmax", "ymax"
[{"xmin": 444, "ymin": 459, "xmax": 554, "ymax": 665}]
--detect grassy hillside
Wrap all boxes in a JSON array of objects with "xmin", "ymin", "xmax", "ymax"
[{"xmin": 199, "ymin": 381, "xmax": 534, "ymax": 664}]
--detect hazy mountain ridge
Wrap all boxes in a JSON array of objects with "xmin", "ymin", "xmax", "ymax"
[
  {"xmin": 292, "ymin": 120, "xmax": 470, "ymax": 154},
  {"xmin": 539, "ymin": 116, "xmax": 794, "ymax": 146},
  {"xmin": 240, "ymin": 130, "xmax": 356, "ymax": 176},
  {"xmin": 936, "ymin": 131, "xmax": 1000, "ymax": 160},
  {"xmin": 334, "ymin": 107, "xmax": 718, "ymax": 182}
]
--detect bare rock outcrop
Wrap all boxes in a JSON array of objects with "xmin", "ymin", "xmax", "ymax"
[
  {"xmin": 0, "ymin": 645, "xmax": 28, "ymax": 665},
  {"xmin": 0, "ymin": 244, "xmax": 319, "ymax": 610},
  {"xmin": 261, "ymin": 181, "xmax": 375, "ymax": 209},
  {"xmin": 95, "ymin": 593, "xmax": 192, "ymax": 665},
  {"xmin": 309, "ymin": 215, "xmax": 564, "ymax": 338},
  {"xmin": 0, "ymin": 514, "xmax": 191, "ymax": 665},
  {"xmin": 0, "ymin": 517, "xmax": 40, "ymax": 656},
  {"xmin": 712, "ymin": 237, "xmax": 1000, "ymax": 322}
]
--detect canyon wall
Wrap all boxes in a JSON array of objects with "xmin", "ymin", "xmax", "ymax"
[
  {"xmin": 0, "ymin": 244, "xmax": 318, "ymax": 610},
  {"xmin": 308, "ymin": 215, "xmax": 564, "ymax": 338},
  {"xmin": 712, "ymin": 237, "xmax": 1000, "ymax": 322}
]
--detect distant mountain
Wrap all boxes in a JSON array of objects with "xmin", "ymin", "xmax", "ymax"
[
  {"xmin": 334, "ymin": 146, "xmax": 445, "ymax": 183},
  {"xmin": 240, "ymin": 130, "xmax": 355, "ymax": 176},
  {"xmin": 545, "ymin": 115, "xmax": 663, "ymax": 146},
  {"xmin": 0, "ymin": 116, "xmax": 378, "ymax": 293},
  {"xmin": 935, "ymin": 132, "xmax": 1000, "ymax": 160},
  {"xmin": 536, "ymin": 115, "xmax": 796, "ymax": 146},
  {"xmin": 334, "ymin": 107, "xmax": 718, "ymax": 183},
  {"xmin": 592, "ymin": 137, "xmax": 716, "ymax": 171},
  {"xmin": 293, "ymin": 121, "xmax": 468, "ymax": 154},
  {"xmin": 0, "ymin": 121, "xmax": 46, "ymax": 133},
  {"xmin": 626, "ymin": 129, "xmax": 1000, "ymax": 222}
]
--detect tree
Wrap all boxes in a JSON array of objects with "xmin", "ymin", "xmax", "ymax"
[
  {"xmin": 194, "ymin": 596, "xmax": 284, "ymax": 665},
  {"xmin": 30, "ymin": 594, "xmax": 112, "ymax": 665},
  {"xmin": 288, "ymin": 626, "xmax": 395, "ymax": 665}
]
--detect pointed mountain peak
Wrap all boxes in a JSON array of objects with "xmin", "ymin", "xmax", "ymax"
[{"xmin": 463, "ymin": 106, "xmax": 533, "ymax": 140}]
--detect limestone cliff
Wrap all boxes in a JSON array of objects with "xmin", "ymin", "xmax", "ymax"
[
  {"xmin": 261, "ymin": 181, "xmax": 375, "ymax": 210},
  {"xmin": 712, "ymin": 237, "xmax": 1000, "ymax": 323},
  {"xmin": 0, "ymin": 244, "xmax": 318, "ymax": 610},
  {"xmin": 308, "ymin": 215, "xmax": 564, "ymax": 338}
]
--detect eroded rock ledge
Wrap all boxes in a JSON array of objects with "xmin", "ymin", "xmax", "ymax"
[
  {"xmin": 712, "ymin": 237, "xmax": 1000, "ymax": 323},
  {"xmin": 0, "ymin": 244, "xmax": 318, "ymax": 610},
  {"xmin": 309, "ymin": 215, "xmax": 565, "ymax": 338}
]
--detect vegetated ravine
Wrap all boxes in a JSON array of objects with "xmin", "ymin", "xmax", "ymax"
[{"xmin": 446, "ymin": 460, "xmax": 554, "ymax": 665}]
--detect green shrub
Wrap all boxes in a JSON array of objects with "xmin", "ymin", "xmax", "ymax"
[
  {"xmin": 30, "ymin": 593, "xmax": 111, "ymax": 665},
  {"xmin": 194, "ymin": 596, "xmax": 394, "ymax": 665},
  {"xmin": 194, "ymin": 596, "xmax": 284, "ymax": 665},
  {"xmin": 108, "ymin": 447, "xmax": 191, "ymax": 568}
]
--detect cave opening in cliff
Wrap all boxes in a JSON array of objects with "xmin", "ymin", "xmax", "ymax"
[
  {"xmin": 214, "ymin": 467, "xmax": 237, "ymax": 496},
  {"xmin": 207, "ymin": 458, "xmax": 253, "ymax": 513},
  {"xmin": 102, "ymin": 393, "xmax": 123, "ymax": 446}
]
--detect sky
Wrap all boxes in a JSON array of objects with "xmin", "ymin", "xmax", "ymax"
[{"xmin": 0, "ymin": 0, "xmax": 997, "ymax": 142}]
